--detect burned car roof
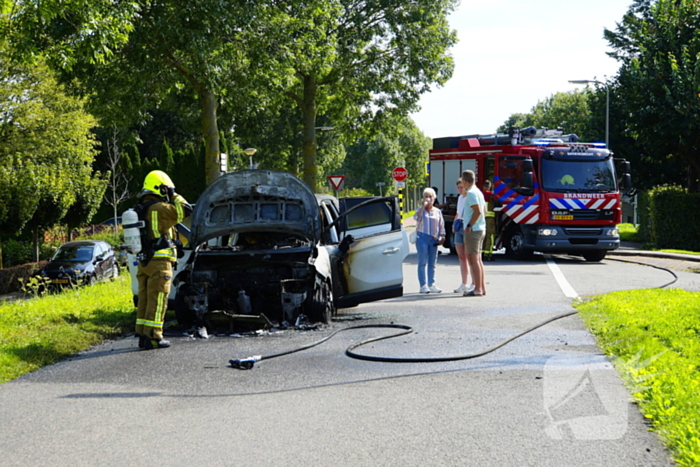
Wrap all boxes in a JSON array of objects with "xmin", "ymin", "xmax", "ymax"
[{"xmin": 190, "ymin": 170, "xmax": 322, "ymax": 245}]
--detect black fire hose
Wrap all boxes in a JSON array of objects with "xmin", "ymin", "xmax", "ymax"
[
  {"xmin": 229, "ymin": 312, "xmax": 578, "ymax": 369},
  {"xmin": 229, "ymin": 257, "xmax": 678, "ymax": 370}
]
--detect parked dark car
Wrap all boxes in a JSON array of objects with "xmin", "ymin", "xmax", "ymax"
[
  {"xmin": 100, "ymin": 216, "xmax": 122, "ymax": 226},
  {"xmin": 41, "ymin": 240, "xmax": 119, "ymax": 287}
]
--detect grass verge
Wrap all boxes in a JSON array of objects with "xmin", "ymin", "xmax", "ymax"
[
  {"xmin": 576, "ymin": 288, "xmax": 700, "ymax": 466},
  {"xmin": 0, "ymin": 275, "xmax": 135, "ymax": 384}
]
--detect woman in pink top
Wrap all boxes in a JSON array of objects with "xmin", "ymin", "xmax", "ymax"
[{"xmin": 413, "ymin": 187, "xmax": 446, "ymax": 293}]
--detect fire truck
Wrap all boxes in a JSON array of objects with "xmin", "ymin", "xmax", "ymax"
[{"xmin": 429, "ymin": 127, "xmax": 631, "ymax": 262}]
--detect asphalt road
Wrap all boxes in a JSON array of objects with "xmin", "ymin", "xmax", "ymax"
[{"xmin": 2, "ymin": 246, "xmax": 697, "ymax": 466}]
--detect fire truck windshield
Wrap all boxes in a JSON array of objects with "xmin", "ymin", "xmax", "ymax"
[{"xmin": 540, "ymin": 158, "xmax": 616, "ymax": 193}]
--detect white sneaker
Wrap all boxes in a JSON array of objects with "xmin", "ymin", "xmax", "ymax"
[
  {"xmin": 466, "ymin": 284, "xmax": 475, "ymax": 293},
  {"xmin": 454, "ymin": 284, "xmax": 467, "ymax": 293},
  {"xmin": 419, "ymin": 286, "xmax": 430, "ymax": 293},
  {"xmin": 429, "ymin": 285, "xmax": 442, "ymax": 293}
]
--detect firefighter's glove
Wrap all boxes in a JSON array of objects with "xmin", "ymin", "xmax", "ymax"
[{"xmin": 174, "ymin": 239, "xmax": 184, "ymax": 259}]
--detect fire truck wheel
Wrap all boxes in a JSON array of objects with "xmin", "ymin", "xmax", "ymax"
[
  {"xmin": 582, "ymin": 250, "xmax": 607, "ymax": 262},
  {"xmin": 506, "ymin": 227, "xmax": 533, "ymax": 260}
]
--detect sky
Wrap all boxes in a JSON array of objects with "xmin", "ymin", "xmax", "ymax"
[{"xmin": 410, "ymin": 0, "xmax": 633, "ymax": 139}]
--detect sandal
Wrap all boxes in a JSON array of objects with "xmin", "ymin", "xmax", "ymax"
[{"xmin": 463, "ymin": 290, "xmax": 484, "ymax": 297}]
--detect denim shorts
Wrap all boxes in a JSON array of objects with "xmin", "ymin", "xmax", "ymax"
[{"xmin": 453, "ymin": 227, "xmax": 465, "ymax": 245}]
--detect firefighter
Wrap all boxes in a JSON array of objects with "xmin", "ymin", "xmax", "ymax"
[{"xmin": 135, "ymin": 170, "xmax": 193, "ymax": 350}]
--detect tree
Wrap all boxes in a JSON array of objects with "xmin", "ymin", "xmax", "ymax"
[
  {"xmin": 605, "ymin": 0, "xmax": 700, "ymax": 191},
  {"xmin": 396, "ymin": 117, "xmax": 432, "ymax": 194},
  {"xmin": 0, "ymin": 55, "xmax": 106, "ymax": 260},
  {"xmin": 343, "ymin": 117, "xmax": 430, "ymax": 195},
  {"xmin": 103, "ymin": 126, "xmax": 133, "ymax": 230},
  {"xmin": 498, "ymin": 91, "xmax": 593, "ymax": 140},
  {"xmin": 253, "ymin": 0, "xmax": 458, "ymax": 190},
  {"xmin": 8, "ymin": 0, "xmax": 456, "ymax": 193},
  {"xmin": 7, "ymin": 0, "xmax": 269, "ymax": 186}
]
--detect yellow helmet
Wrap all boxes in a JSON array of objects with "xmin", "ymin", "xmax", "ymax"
[{"xmin": 142, "ymin": 170, "xmax": 174, "ymax": 196}]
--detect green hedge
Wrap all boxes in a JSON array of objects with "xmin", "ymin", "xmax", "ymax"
[
  {"xmin": 647, "ymin": 186, "xmax": 700, "ymax": 251},
  {"xmin": 636, "ymin": 190, "xmax": 652, "ymax": 245},
  {"xmin": 0, "ymin": 261, "xmax": 48, "ymax": 295}
]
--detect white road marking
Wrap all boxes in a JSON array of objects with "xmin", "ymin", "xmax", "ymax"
[{"xmin": 544, "ymin": 255, "xmax": 579, "ymax": 299}]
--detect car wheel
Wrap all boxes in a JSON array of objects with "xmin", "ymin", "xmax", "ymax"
[
  {"xmin": 87, "ymin": 275, "xmax": 96, "ymax": 286},
  {"xmin": 306, "ymin": 279, "xmax": 335, "ymax": 324},
  {"xmin": 506, "ymin": 226, "xmax": 533, "ymax": 260},
  {"xmin": 582, "ymin": 250, "xmax": 607, "ymax": 262}
]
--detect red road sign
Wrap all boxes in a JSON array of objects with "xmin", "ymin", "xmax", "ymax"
[
  {"xmin": 327, "ymin": 175, "xmax": 345, "ymax": 191},
  {"xmin": 392, "ymin": 167, "xmax": 408, "ymax": 182}
]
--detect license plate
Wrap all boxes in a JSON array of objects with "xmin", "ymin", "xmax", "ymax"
[
  {"xmin": 52, "ymin": 279, "xmax": 69, "ymax": 284},
  {"xmin": 553, "ymin": 215, "xmax": 574, "ymax": 220}
]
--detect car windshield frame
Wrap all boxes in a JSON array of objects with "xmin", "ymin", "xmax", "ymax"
[{"xmin": 540, "ymin": 157, "xmax": 617, "ymax": 193}]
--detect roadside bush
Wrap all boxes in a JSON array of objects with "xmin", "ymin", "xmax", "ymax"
[
  {"xmin": 316, "ymin": 187, "xmax": 374, "ymax": 197},
  {"xmin": 73, "ymin": 228, "xmax": 124, "ymax": 252},
  {"xmin": 1, "ymin": 239, "xmax": 56, "ymax": 267},
  {"xmin": 0, "ymin": 261, "xmax": 48, "ymax": 294},
  {"xmin": 617, "ymin": 223, "xmax": 639, "ymax": 242},
  {"xmin": 647, "ymin": 186, "xmax": 700, "ymax": 251}
]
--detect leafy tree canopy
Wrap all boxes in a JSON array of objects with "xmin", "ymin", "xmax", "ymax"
[
  {"xmin": 0, "ymin": 52, "xmax": 105, "ymax": 253},
  {"xmin": 498, "ymin": 90, "xmax": 593, "ymax": 141},
  {"xmin": 605, "ymin": 0, "xmax": 700, "ymax": 191},
  {"xmin": 254, "ymin": 0, "xmax": 458, "ymax": 190}
]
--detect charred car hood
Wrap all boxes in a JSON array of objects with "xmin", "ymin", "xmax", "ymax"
[{"xmin": 190, "ymin": 170, "xmax": 321, "ymax": 245}]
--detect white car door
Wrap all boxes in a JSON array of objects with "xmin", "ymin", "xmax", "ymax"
[{"xmin": 327, "ymin": 196, "xmax": 408, "ymax": 308}]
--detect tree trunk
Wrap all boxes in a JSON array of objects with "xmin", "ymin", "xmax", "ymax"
[
  {"xmin": 32, "ymin": 228, "xmax": 40, "ymax": 263},
  {"xmin": 301, "ymin": 75, "xmax": 318, "ymax": 191},
  {"xmin": 200, "ymin": 89, "xmax": 221, "ymax": 186}
]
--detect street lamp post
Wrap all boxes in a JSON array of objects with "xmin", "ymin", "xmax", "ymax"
[
  {"xmin": 244, "ymin": 148, "xmax": 258, "ymax": 169},
  {"xmin": 568, "ymin": 79, "xmax": 609, "ymax": 147}
]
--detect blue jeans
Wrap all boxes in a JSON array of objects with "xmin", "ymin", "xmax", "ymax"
[{"xmin": 416, "ymin": 232, "xmax": 439, "ymax": 287}]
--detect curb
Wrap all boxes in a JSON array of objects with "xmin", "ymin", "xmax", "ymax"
[{"xmin": 608, "ymin": 249, "xmax": 700, "ymax": 262}]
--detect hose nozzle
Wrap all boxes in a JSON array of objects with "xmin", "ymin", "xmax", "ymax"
[{"xmin": 229, "ymin": 356, "xmax": 261, "ymax": 370}]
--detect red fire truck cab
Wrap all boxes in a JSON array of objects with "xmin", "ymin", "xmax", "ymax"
[{"xmin": 429, "ymin": 127, "xmax": 631, "ymax": 262}]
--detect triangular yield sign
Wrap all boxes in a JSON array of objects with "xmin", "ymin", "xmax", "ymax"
[{"xmin": 327, "ymin": 175, "xmax": 345, "ymax": 191}]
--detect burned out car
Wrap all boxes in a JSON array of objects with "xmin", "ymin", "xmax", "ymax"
[{"xmin": 129, "ymin": 170, "xmax": 408, "ymax": 328}]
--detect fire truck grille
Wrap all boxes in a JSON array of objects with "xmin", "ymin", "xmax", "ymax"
[
  {"xmin": 572, "ymin": 210, "xmax": 602, "ymax": 220},
  {"xmin": 564, "ymin": 228, "xmax": 602, "ymax": 236}
]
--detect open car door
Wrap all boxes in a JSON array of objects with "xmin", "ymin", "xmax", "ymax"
[{"xmin": 321, "ymin": 196, "xmax": 408, "ymax": 309}]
